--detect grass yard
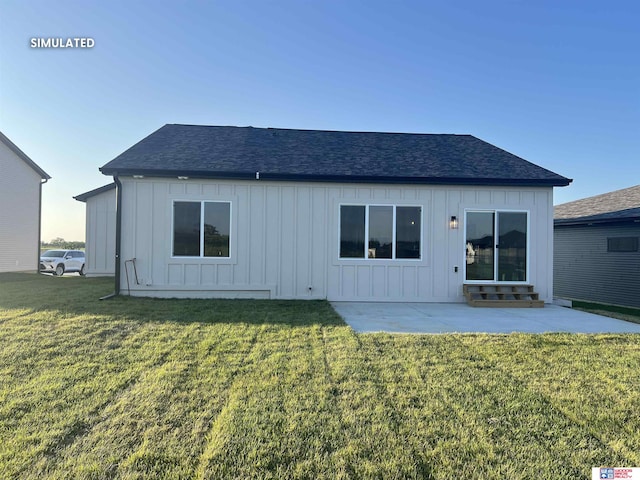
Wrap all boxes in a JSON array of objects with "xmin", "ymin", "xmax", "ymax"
[
  {"xmin": 573, "ymin": 300, "xmax": 640, "ymax": 325},
  {"xmin": 1, "ymin": 273, "xmax": 639, "ymax": 479}
]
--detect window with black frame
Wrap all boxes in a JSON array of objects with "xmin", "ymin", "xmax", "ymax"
[
  {"xmin": 339, "ymin": 205, "xmax": 421, "ymax": 260},
  {"xmin": 173, "ymin": 201, "xmax": 231, "ymax": 257}
]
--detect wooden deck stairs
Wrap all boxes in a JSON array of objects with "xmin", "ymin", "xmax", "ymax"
[{"xmin": 463, "ymin": 284, "xmax": 544, "ymax": 308}]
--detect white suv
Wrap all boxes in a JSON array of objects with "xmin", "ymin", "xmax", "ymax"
[{"xmin": 40, "ymin": 250, "xmax": 86, "ymax": 276}]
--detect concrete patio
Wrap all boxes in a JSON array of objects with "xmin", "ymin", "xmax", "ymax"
[{"xmin": 331, "ymin": 302, "xmax": 640, "ymax": 334}]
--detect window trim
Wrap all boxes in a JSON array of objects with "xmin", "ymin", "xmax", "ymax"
[
  {"xmin": 338, "ymin": 203, "xmax": 423, "ymax": 262},
  {"xmin": 171, "ymin": 199, "xmax": 233, "ymax": 260}
]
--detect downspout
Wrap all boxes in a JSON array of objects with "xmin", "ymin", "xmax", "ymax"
[
  {"xmin": 114, "ymin": 175, "xmax": 122, "ymax": 295},
  {"xmin": 37, "ymin": 177, "xmax": 48, "ymax": 273},
  {"xmin": 100, "ymin": 174, "xmax": 122, "ymax": 300}
]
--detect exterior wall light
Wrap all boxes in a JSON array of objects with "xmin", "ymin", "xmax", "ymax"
[
  {"xmin": 450, "ymin": 215, "xmax": 459, "ymax": 229},
  {"xmin": 177, "ymin": 176, "xmax": 189, "ymax": 180}
]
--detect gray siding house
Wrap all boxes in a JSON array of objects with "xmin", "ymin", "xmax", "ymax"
[
  {"xmin": 98, "ymin": 124, "xmax": 571, "ymax": 301},
  {"xmin": 0, "ymin": 131, "xmax": 50, "ymax": 273},
  {"xmin": 554, "ymin": 185, "xmax": 640, "ymax": 308}
]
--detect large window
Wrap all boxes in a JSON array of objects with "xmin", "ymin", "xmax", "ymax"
[
  {"xmin": 339, "ymin": 205, "xmax": 421, "ymax": 259},
  {"xmin": 173, "ymin": 201, "xmax": 231, "ymax": 257}
]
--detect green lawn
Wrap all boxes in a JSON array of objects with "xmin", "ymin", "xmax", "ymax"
[
  {"xmin": 1, "ymin": 273, "xmax": 639, "ymax": 479},
  {"xmin": 574, "ymin": 300, "xmax": 640, "ymax": 325}
]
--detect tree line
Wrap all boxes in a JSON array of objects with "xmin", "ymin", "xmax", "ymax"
[{"xmin": 41, "ymin": 238, "xmax": 86, "ymax": 250}]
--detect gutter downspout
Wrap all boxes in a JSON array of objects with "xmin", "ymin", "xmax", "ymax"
[
  {"xmin": 114, "ymin": 175, "xmax": 122, "ymax": 295},
  {"xmin": 100, "ymin": 174, "xmax": 122, "ymax": 300},
  {"xmin": 37, "ymin": 177, "xmax": 48, "ymax": 273}
]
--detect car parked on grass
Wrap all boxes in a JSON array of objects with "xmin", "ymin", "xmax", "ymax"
[{"xmin": 40, "ymin": 250, "xmax": 85, "ymax": 276}]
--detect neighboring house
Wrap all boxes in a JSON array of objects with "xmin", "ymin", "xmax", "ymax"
[
  {"xmin": 0, "ymin": 131, "xmax": 50, "ymax": 273},
  {"xmin": 554, "ymin": 185, "xmax": 640, "ymax": 308},
  {"xmin": 97, "ymin": 124, "xmax": 571, "ymax": 301},
  {"xmin": 73, "ymin": 183, "xmax": 116, "ymax": 276}
]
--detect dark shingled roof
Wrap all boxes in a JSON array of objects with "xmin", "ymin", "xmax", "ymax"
[
  {"xmin": 73, "ymin": 183, "xmax": 116, "ymax": 203},
  {"xmin": 100, "ymin": 124, "xmax": 571, "ymax": 187},
  {"xmin": 554, "ymin": 185, "xmax": 640, "ymax": 225}
]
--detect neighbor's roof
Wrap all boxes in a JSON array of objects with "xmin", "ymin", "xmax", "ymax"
[
  {"xmin": 100, "ymin": 124, "xmax": 571, "ymax": 187},
  {"xmin": 73, "ymin": 183, "xmax": 116, "ymax": 202},
  {"xmin": 554, "ymin": 184, "xmax": 640, "ymax": 226},
  {"xmin": 0, "ymin": 130, "xmax": 51, "ymax": 180}
]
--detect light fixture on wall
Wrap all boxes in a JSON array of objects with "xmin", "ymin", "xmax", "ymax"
[{"xmin": 450, "ymin": 215, "xmax": 459, "ymax": 229}]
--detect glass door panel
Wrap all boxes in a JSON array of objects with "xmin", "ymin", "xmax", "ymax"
[
  {"xmin": 497, "ymin": 212, "xmax": 527, "ymax": 282},
  {"xmin": 465, "ymin": 212, "xmax": 495, "ymax": 281},
  {"xmin": 465, "ymin": 211, "xmax": 528, "ymax": 282}
]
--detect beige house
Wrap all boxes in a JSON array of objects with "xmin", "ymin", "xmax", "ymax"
[{"xmin": 0, "ymin": 131, "xmax": 50, "ymax": 273}]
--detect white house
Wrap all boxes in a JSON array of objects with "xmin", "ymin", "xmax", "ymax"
[
  {"xmin": 97, "ymin": 124, "xmax": 571, "ymax": 302},
  {"xmin": 0, "ymin": 131, "xmax": 50, "ymax": 273},
  {"xmin": 74, "ymin": 183, "xmax": 116, "ymax": 276}
]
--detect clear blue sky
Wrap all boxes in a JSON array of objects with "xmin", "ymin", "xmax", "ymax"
[{"xmin": 1, "ymin": 0, "xmax": 638, "ymax": 241}]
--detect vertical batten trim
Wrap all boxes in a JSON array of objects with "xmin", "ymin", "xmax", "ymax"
[
  {"xmin": 293, "ymin": 186, "xmax": 298, "ymax": 295},
  {"xmin": 323, "ymin": 188, "xmax": 329, "ymax": 298},
  {"xmin": 247, "ymin": 186, "xmax": 252, "ymax": 284},
  {"xmin": 308, "ymin": 187, "xmax": 314, "ymax": 295},
  {"xmin": 277, "ymin": 185, "xmax": 283, "ymax": 297},
  {"xmin": 262, "ymin": 186, "xmax": 267, "ymax": 286}
]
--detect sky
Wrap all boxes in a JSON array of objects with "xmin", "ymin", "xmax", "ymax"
[{"xmin": 1, "ymin": 0, "xmax": 638, "ymax": 242}]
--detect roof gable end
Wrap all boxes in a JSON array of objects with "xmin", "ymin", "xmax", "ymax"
[{"xmin": 0, "ymin": 131, "xmax": 51, "ymax": 180}]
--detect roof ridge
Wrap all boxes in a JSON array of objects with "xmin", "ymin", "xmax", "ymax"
[{"xmin": 166, "ymin": 123, "xmax": 472, "ymax": 136}]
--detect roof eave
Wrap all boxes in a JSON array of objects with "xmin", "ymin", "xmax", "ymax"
[
  {"xmin": 554, "ymin": 217, "xmax": 640, "ymax": 227},
  {"xmin": 73, "ymin": 183, "xmax": 117, "ymax": 202},
  {"xmin": 100, "ymin": 167, "xmax": 572, "ymax": 187}
]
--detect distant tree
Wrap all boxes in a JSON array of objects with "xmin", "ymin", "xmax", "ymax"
[
  {"xmin": 50, "ymin": 237, "xmax": 66, "ymax": 247},
  {"xmin": 204, "ymin": 223, "xmax": 220, "ymax": 236}
]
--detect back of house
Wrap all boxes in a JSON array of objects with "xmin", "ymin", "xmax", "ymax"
[{"xmin": 93, "ymin": 124, "xmax": 571, "ymax": 302}]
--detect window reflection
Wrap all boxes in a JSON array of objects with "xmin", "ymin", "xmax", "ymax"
[
  {"xmin": 368, "ymin": 206, "xmax": 393, "ymax": 258},
  {"xmin": 340, "ymin": 205, "xmax": 366, "ymax": 258},
  {"xmin": 396, "ymin": 207, "xmax": 421, "ymax": 259},
  {"xmin": 173, "ymin": 202, "xmax": 201, "ymax": 256}
]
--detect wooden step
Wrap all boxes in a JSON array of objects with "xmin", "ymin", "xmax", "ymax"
[{"xmin": 463, "ymin": 284, "xmax": 544, "ymax": 308}]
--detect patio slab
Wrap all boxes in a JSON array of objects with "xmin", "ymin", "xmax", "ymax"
[{"xmin": 331, "ymin": 302, "xmax": 640, "ymax": 334}]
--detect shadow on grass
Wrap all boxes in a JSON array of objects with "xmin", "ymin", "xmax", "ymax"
[{"xmin": 0, "ymin": 273, "xmax": 346, "ymax": 328}]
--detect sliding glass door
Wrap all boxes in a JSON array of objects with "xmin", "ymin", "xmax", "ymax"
[{"xmin": 465, "ymin": 211, "xmax": 528, "ymax": 282}]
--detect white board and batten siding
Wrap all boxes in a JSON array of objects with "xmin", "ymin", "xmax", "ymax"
[
  {"xmin": 0, "ymin": 140, "xmax": 43, "ymax": 273},
  {"xmin": 84, "ymin": 188, "xmax": 116, "ymax": 276},
  {"xmin": 118, "ymin": 178, "xmax": 555, "ymax": 302}
]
